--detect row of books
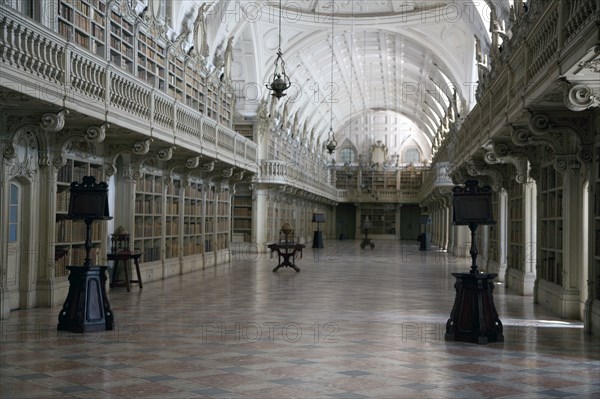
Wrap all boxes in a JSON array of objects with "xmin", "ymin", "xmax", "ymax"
[
  {"xmin": 234, "ymin": 220, "xmax": 252, "ymax": 229},
  {"xmin": 134, "ymin": 222, "xmax": 162, "ymax": 238},
  {"xmin": 540, "ymin": 192, "xmax": 563, "ymax": 218},
  {"xmin": 164, "ymin": 239, "xmax": 180, "ymax": 259},
  {"xmin": 134, "ymin": 198, "xmax": 162, "ymax": 214},
  {"xmin": 233, "ymin": 207, "xmax": 252, "ymax": 217},
  {"xmin": 57, "ymin": 164, "xmax": 102, "ymax": 183},
  {"xmin": 183, "ymin": 223, "xmax": 203, "ymax": 235},
  {"xmin": 184, "ymin": 203, "xmax": 203, "ymax": 215},
  {"xmin": 183, "ymin": 241, "xmax": 204, "ymax": 256}
]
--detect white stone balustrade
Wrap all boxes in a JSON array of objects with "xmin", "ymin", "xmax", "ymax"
[
  {"xmin": 0, "ymin": 5, "xmax": 257, "ymax": 171},
  {"xmin": 434, "ymin": 1, "xmax": 598, "ymax": 169}
]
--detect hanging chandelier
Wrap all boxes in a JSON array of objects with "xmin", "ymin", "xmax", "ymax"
[
  {"xmin": 325, "ymin": 1, "xmax": 337, "ymax": 155},
  {"xmin": 265, "ymin": 0, "xmax": 291, "ymax": 99}
]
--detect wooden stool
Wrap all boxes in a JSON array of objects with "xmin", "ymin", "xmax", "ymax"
[{"xmin": 108, "ymin": 252, "xmax": 143, "ymax": 292}]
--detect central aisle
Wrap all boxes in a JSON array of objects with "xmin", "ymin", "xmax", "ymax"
[{"xmin": 1, "ymin": 240, "xmax": 599, "ymax": 398}]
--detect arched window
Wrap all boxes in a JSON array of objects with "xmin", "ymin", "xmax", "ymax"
[
  {"xmin": 403, "ymin": 148, "xmax": 420, "ymax": 164},
  {"xmin": 9, "ymin": 183, "xmax": 20, "ymax": 242},
  {"xmin": 340, "ymin": 148, "xmax": 355, "ymax": 164}
]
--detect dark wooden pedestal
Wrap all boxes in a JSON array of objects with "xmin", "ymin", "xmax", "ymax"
[
  {"xmin": 57, "ymin": 266, "xmax": 114, "ymax": 333},
  {"xmin": 445, "ymin": 272, "xmax": 503, "ymax": 344}
]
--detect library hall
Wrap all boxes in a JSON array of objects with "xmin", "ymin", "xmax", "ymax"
[{"xmin": 1, "ymin": 0, "xmax": 599, "ymax": 398}]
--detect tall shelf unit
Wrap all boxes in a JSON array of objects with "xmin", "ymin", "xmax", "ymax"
[
  {"xmin": 168, "ymin": 52, "xmax": 184, "ymax": 101},
  {"xmin": 57, "ymin": 0, "xmax": 106, "ymax": 57},
  {"xmin": 109, "ymin": 9, "xmax": 134, "ymax": 73},
  {"xmin": 137, "ymin": 31, "xmax": 166, "ymax": 90},
  {"xmin": 234, "ymin": 122, "xmax": 254, "ymax": 141},
  {"xmin": 488, "ymin": 191, "xmax": 499, "ymax": 265},
  {"xmin": 204, "ymin": 187, "xmax": 215, "ymax": 252},
  {"xmin": 185, "ymin": 64, "xmax": 206, "ymax": 112},
  {"xmin": 360, "ymin": 204, "xmax": 396, "ymax": 235},
  {"xmin": 183, "ymin": 181, "xmax": 204, "ymax": 257},
  {"xmin": 134, "ymin": 172, "xmax": 163, "ymax": 263},
  {"xmin": 55, "ymin": 159, "xmax": 105, "ymax": 277},
  {"xmin": 232, "ymin": 195, "xmax": 252, "ymax": 243},
  {"xmin": 508, "ymin": 181, "xmax": 523, "ymax": 272},
  {"xmin": 216, "ymin": 191, "xmax": 230, "ymax": 250},
  {"xmin": 539, "ymin": 165, "xmax": 563, "ymax": 286},
  {"xmin": 594, "ymin": 141, "xmax": 600, "ymax": 301},
  {"xmin": 165, "ymin": 178, "xmax": 181, "ymax": 259}
]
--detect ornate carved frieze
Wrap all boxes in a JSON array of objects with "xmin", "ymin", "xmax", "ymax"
[
  {"xmin": 466, "ymin": 155, "xmax": 504, "ymax": 192},
  {"xmin": 511, "ymin": 112, "xmax": 593, "ymax": 174},
  {"xmin": 487, "ymin": 141, "xmax": 528, "ymax": 184},
  {"xmin": 4, "ymin": 127, "xmax": 39, "ymax": 181}
]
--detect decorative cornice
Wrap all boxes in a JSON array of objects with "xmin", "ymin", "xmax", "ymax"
[{"xmin": 488, "ymin": 141, "xmax": 529, "ymax": 184}]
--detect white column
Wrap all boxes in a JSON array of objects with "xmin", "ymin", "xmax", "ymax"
[
  {"xmin": 253, "ymin": 188, "xmax": 268, "ymax": 252},
  {"xmin": 560, "ymin": 171, "xmax": 584, "ymax": 318},
  {"xmin": 521, "ymin": 180, "xmax": 537, "ymax": 295}
]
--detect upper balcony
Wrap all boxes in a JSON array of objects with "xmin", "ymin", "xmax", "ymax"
[
  {"xmin": 0, "ymin": 3, "xmax": 258, "ymax": 173},
  {"xmin": 433, "ymin": 0, "xmax": 599, "ymax": 170}
]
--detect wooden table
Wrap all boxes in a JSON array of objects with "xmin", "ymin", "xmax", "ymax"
[
  {"xmin": 268, "ymin": 243, "xmax": 305, "ymax": 272},
  {"xmin": 108, "ymin": 251, "xmax": 143, "ymax": 292}
]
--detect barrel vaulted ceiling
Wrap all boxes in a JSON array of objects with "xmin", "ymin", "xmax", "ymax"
[{"xmin": 170, "ymin": 0, "xmax": 507, "ymax": 156}]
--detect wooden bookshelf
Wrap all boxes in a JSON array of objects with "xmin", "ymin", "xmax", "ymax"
[
  {"xmin": 204, "ymin": 186, "xmax": 215, "ymax": 252},
  {"xmin": 594, "ymin": 142, "xmax": 600, "ymax": 300},
  {"xmin": 488, "ymin": 191, "xmax": 499, "ymax": 264},
  {"xmin": 185, "ymin": 64, "xmax": 206, "ymax": 113},
  {"xmin": 232, "ymin": 195, "xmax": 252, "ymax": 243},
  {"xmin": 183, "ymin": 181, "xmax": 204, "ymax": 256},
  {"xmin": 216, "ymin": 190, "xmax": 230, "ymax": 250},
  {"xmin": 109, "ymin": 9, "xmax": 133, "ymax": 72},
  {"xmin": 165, "ymin": 178, "xmax": 181, "ymax": 259},
  {"xmin": 219, "ymin": 91, "xmax": 233, "ymax": 128},
  {"xmin": 168, "ymin": 52, "xmax": 184, "ymax": 101},
  {"xmin": 234, "ymin": 122, "xmax": 254, "ymax": 142},
  {"xmin": 360, "ymin": 204, "xmax": 396, "ymax": 235},
  {"xmin": 55, "ymin": 159, "xmax": 105, "ymax": 277},
  {"xmin": 137, "ymin": 31, "xmax": 166, "ymax": 90},
  {"xmin": 206, "ymin": 83, "xmax": 218, "ymax": 120},
  {"xmin": 134, "ymin": 172, "xmax": 163, "ymax": 263},
  {"xmin": 58, "ymin": 0, "xmax": 106, "ymax": 57},
  {"xmin": 508, "ymin": 180, "xmax": 523, "ymax": 272},
  {"xmin": 538, "ymin": 165, "xmax": 563, "ymax": 286}
]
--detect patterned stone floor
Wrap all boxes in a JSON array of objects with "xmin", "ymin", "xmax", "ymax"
[{"xmin": 1, "ymin": 240, "xmax": 599, "ymax": 398}]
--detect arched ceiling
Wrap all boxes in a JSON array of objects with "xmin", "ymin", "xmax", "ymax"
[{"xmin": 170, "ymin": 0, "xmax": 509, "ymax": 157}]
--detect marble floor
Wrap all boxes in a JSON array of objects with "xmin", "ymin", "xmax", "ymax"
[{"xmin": 1, "ymin": 240, "xmax": 599, "ymax": 398}]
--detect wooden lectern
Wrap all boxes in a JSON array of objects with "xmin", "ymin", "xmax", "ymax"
[
  {"xmin": 445, "ymin": 180, "xmax": 503, "ymax": 344},
  {"xmin": 57, "ymin": 176, "xmax": 114, "ymax": 333}
]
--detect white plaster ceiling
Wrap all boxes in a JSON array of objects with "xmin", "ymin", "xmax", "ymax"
[{"xmin": 170, "ymin": 0, "xmax": 507, "ymax": 157}]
